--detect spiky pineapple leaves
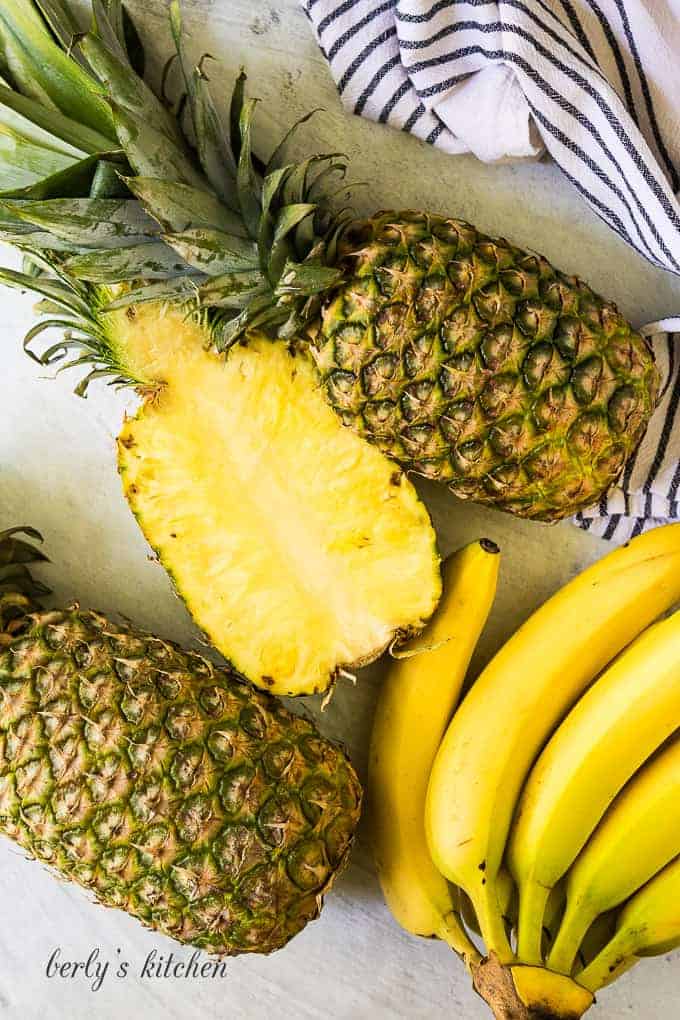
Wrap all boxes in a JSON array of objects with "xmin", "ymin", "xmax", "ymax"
[
  {"xmin": 0, "ymin": 525, "xmax": 50, "ymax": 634},
  {"xmin": 0, "ymin": 3, "xmax": 115, "ymax": 138}
]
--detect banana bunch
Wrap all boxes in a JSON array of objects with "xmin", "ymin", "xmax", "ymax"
[{"xmin": 370, "ymin": 524, "xmax": 680, "ymax": 1019}]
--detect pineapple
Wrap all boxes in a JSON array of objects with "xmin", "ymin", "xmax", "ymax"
[
  {"xmin": 0, "ymin": 0, "xmax": 659, "ymax": 548},
  {"xmin": 0, "ymin": 526, "xmax": 362, "ymax": 955},
  {"xmin": 0, "ymin": 2, "xmax": 442, "ymax": 697}
]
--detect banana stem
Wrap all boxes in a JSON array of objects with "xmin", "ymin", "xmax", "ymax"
[
  {"xmin": 470, "ymin": 880, "xmax": 515, "ymax": 964},
  {"xmin": 437, "ymin": 910, "xmax": 482, "ymax": 968},
  {"xmin": 547, "ymin": 900, "xmax": 593, "ymax": 975},
  {"xmin": 517, "ymin": 880, "xmax": 551, "ymax": 965}
]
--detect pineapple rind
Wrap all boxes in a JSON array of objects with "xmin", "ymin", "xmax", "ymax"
[
  {"xmin": 312, "ymin": 212, "xmax": 660, "ymax": 522},
  {"xmin": 0, "ymin": 605, "xmax": 362, "ymax": 955}
]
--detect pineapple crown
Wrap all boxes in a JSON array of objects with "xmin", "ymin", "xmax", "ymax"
[
  {"xmin": 0, "ymin": 0, "xmax": 350, "ymax": 393},
  {"xmin": 0, "ymin": 526, "xmax": 50, "ymax": 642}
]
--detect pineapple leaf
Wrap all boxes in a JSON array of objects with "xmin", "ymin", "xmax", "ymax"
[
  {"xmin": 97, "ymin": 0, "xmax": 145, "ymax": 77},
  {"xmin": 80, "ymin": 31, "xmax": 182, "ymax": 147},
  {"xmin": 191, "ymin": 66, "xmax": 238, "ymax": 211},
  {"xmin": 275, "ymin": 259, "xmax": 343, "ymax": 297},
  {"xmin": 0, "ymin": 83, "xmax": 114, "ymax": 157},
  {"xmin": 124, "ymin": 177, "xmax": 246, "ymax": 236},
  {"xmin": 198, "ymin": 270, "xmax": 265, "ymax": 309},
  {"xmin": 0, "ymin": 264, "xmax": 91, "ymax": 316},
  {"xmin": 64, "ymin": 241, "xmax": 194, "ymax": 282},
  {"xmin": 23, "ymin": 318, "xmax": 105, "ymax": 355},
  {"xmin": 268, "ymin": 203, "xmax": 316, "ymax": 284},
  {"xmin": 0, "ymin": 123, "xmax": 81, "ymax": 192},
  {"xmin": 0, "ymin": 527, "xmax": 48, "ymax": 568},
  {"xmin": 103, "ymin": 275, "xmax": 205, "ymax": 310},
  {"xmin": 162, "ymin": 228, "xmax": 259, "ymax": 276},
  {"xmin": 5, "ymin": 197, "xmax": 160, "ymax": 247},
  {"xmin": 168, "ymin": 0, "xmax": 236, "ymax": 209},
  {"xmin": 0, "ymin": 152, "xmax": 123, "ymax": 200},
  {"xmin": 89, "ymin": 159, "xmax": 127, "ymax": 197},
  {"xmin": 33, "ymin": 0, "xmax": 80, "ymax": 44},
  {"xmin": 91, "ymin": 0, "xmax": 132, "ymax": 67},
  {"xmin": 265, "ymin": 108, "xmax": 322, "ymax": 176},
  {"xmin": 236, "ymin": 98, "xmax": 262, "ymax": 240},
  {"xmin": 0, "ymin": 4, "xmax": 116, "ymax": 140},
  {"xmin": 112, "ymin": 103, "xmax": 208, "ymax": 192}
]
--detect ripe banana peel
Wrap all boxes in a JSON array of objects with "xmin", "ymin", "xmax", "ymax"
[
  {"xmin": 425, "ymin": 523, "xmax": 680, "ymax": 965},
  {"xmin": 548, "ymin": 735, "xmax": 680, "ymax": 974},
  {"xmin": 368, "ymin": 538, "xmax": 500, "ymax": 965},
  {"xmin": 420, "ymin": 523, "xmax": 680, "ymax": 1019},
  {"xmin": 510, "ymin": 608, "xmax": 680, "ymax": 963}
]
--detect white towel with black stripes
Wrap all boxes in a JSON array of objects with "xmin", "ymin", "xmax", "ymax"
[{"xmin": 301, "ymin": 0, "xmax": 680, "ymax": 541}]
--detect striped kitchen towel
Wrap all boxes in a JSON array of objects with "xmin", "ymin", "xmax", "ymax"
[{"xmin": 302, "ymin": 0, "xmax": 680, "ymax": 540}]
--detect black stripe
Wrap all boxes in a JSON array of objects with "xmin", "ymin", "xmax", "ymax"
[
  {"xmin": 531, "ymin": 111, "xmax": 666, "ymax": 270},
  {"xmin": 327, "ymin": 0, "xmax": 395, "ymax": 61},
  {"xmin": 612, "ymin": 0, "xmax": 680, "ymax": 194},
  {"xmin": 317, "ymin": 0, "xmax": 376, "ymax": 38},
  {"xmin": 379, "ymin": 79, "xmax": 411, "ymax": 123},
  {"xmin": 554, "ymin": 0, "xmax": 599, "ymax": 65},
  {"xmin": 354, "ymin": 54, "xmax": 400, "ymax": 115},
  {"xmin": 410, "ymin": 40, "xmax": 680, "ymax": 267},
  {"xmin": 602, "ymin": 514, "xmax": 622, "ymax": 540},
  {"xmin": 395, "ymin": 0, "xmax": 451, "ymax": 24},
  {"xmin": 583, "ymin": 0, "xmax": 639, "ymax": 128},
  {"xmin": 338, "ymin": 27, "xmax": 397, "ymax": 93},
  {"xmin": 630, "ymin": 516, "xmax": 646, "ymax": 539},
  {"xmin": 399, "ymin": 4, "xmax": 602, "ymax": 86},
  {"xmin": 403, "ymin": 102, "xmax": 426, "ymax": 133},
  {"xmin": 637, "ymin": 337, "xmax": 679, "ymax": 524},
  {"xmin": 426, "ymin": 120, "xmax": 445, "ymax": 144}
]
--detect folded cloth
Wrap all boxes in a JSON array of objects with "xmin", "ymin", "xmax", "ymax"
[
  {"xmin": 575, "ymin": 322, "xmax": 680, "ymax": 541},
  {"xmin": 302, "ymin": 0, "xmax": 680, "ymax": 539}
]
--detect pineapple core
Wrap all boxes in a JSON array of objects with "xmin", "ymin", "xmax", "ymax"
[{"xmin": 112, "ymin": 303, "xmax": 441, "ymax": 696}]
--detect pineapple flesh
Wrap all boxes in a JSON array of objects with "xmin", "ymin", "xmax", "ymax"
[
  {"xmin": 0, "ymin": 529, "xmax": 362, "ymax": 956},
  {"xmin": 110, "ymin": 301, "xmax": 440, "ymax": 695}
]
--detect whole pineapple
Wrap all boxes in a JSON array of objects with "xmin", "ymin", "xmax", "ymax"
[
  {"xmin": 0, "ymin": 2, "xmax": 442, "ymax": 697},
  {"xmin": 0, "ymin": 527, "xmax": 361, "ymax": 955},
  {"xmin": 0, "ymin": 0, "xmax": 659, "ymax": 529}
]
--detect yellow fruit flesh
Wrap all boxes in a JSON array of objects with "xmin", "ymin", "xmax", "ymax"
[{"xmin": 112, "ymin": 303, "xmax": 441, "ymax": 695}]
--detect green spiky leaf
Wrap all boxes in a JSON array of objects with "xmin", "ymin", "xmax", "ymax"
[
  {"xmin": 0, "ymin": 4, "xmax": 115, "ymax": 140},
  {"xmin": 125, "ymin": 177, "xmax": 246, "ymax": 236},
  {"xmin": 64, "ymin": 241, "xmax": 195, "ymax": 282},
  {"xmin": 163, "ymin": 228, "xmax": 258, "ymax": 275}
]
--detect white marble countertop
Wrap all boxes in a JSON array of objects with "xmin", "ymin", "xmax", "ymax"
[{"xmin": 1, "ymin": 2, "xmax": 679, "ymax": 1017}]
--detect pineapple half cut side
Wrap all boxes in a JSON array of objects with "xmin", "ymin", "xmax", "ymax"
[{"xmin": 108, "ymin": 299, "xmax": 441, "ymax": 696}]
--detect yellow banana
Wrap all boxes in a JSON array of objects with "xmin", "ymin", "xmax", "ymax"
[
  {"xmin": 425, "ymin": 524, "xmax": 680, "ymax": 963},
  {"xmin": 368, "ymin": 539, "xmax": 500, "ymax": 966},
  {"xmin": 547, "ymin": 735, "xmax": 680, "ymax": 974},
  {"xmin": 577, "ymin": 855, "xmax": 680, "ymax": 992},
  {"xmin": 509, "ymin": 609, "xmax": 680, "ymax": 964}
]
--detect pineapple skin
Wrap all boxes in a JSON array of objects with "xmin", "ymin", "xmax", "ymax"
[
  {"xmin": 313, "ymin": 211, "xmax": 660, "ymax": 521},
  {"xmin": 0, "ymin": 606, "xmax": 361, "ymax": 955}
]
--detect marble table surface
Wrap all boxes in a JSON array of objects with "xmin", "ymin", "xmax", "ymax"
[{"xmin": 1, "ymin": 2, "xmax": 679, "ymax": 1017}]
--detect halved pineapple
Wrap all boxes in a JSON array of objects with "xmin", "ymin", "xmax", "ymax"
[{"xmin": 113, "ymin": 302, "xmax": 441, "ymax": 695}]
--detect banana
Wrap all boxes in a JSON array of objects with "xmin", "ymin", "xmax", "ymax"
[
  {"xmin": 509, "ymin": 609, "xmax": 680, "ymax": 964},
  {"xmin": 547, "ymin": 735, "xmax": 680, "ymax": 974},
  {"xmin": 425, "ymin": 524, "xmax": 680, "ymax": 964},
  {"xmin": 577, "ymin": 855, "xmax": 680, "ymax": 992},
  {"xmin": 368, "ymin": 539, "xmax": 500, "ymax": 965}
]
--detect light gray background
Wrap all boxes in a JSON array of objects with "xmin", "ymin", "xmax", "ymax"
[{"xmin": 1, "ymin": 1, "xmax": 678, "ymax": 1017}]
